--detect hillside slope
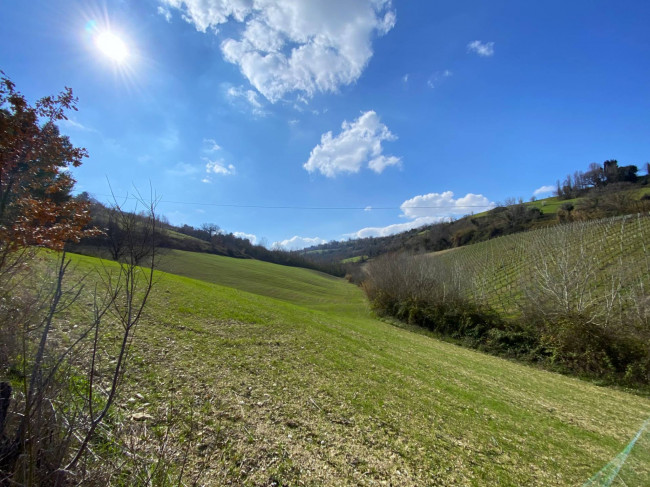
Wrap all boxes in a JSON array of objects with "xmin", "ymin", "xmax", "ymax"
[
  {"xmin": 67, "ymin": 251, "xmax": 650, "ymax": 486},
  {"xmin": 157, "ymin": 249, "xmax": 358, "ymax": 313},
  {"xmin": 427, "ymin": 213, "xmax": 650, "ymax": 315},
  {"xmin": 301, "ymin": 186, "xmax": 650, "ymax": 265}
]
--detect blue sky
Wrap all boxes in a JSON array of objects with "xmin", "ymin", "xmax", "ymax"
[{"xmin": 3, "ymin": 0, "xmax": 650, "ymax": 249}]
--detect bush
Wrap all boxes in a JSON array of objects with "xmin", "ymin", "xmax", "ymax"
[{"xmin": 364, "ymin": 253, "xmax": 522, "ymax": 352}]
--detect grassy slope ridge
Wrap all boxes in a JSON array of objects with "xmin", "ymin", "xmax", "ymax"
[
  {"xmin": 157, "ymin": 249, "xmax": 357, "ymax": 313},
  {"xmin": 68, "ymin": 250, "xmax": 650, "ymax": 486}
]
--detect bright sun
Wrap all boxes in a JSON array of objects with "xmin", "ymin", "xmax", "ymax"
[{"xmin": 95, "ymin": 31, "xmax": 129, "ymax": 63}]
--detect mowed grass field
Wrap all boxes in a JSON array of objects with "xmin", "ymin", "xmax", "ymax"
[
  {"xmin": 64, "ymin": 250, "xmax": 650, "ymax": 486},
  {"xmin": 156, "ymin": 249, "xmax": 359, "ymax": 313}
]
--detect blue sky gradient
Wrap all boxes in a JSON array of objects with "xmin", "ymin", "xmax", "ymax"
[{"xmin": 3, "ymin": 0, "xmax": 649, "ymax": 248}]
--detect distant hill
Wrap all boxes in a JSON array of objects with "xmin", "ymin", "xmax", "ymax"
[
  {"xmin": 71, "ymin": 160, "xmax": 650, "ymax": 277},
  {"xmin": 301, "ymin": 183, "xmax": 650, "ymax": 266},
  {"xmin": 69, "ymin": 194, "xmax": 348, "ymax": 277}
]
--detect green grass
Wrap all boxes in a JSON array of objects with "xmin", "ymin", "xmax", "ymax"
[
  {"xmin": 471, "ymin": 195, "xmax": 576, "ymax": 218},
  {"xmin": 157, "ymin": 249, "xmax": 359, "ymax": 313},
  {"xmin": 63, "ymin": 251, "xmax": 650, "ymax": 486},
  {"xmin": 473, "ymin": 186, "xmax": 650, "ymax": 220},
  {"xmin": 630, "ymin": 186, "xmax": 650, "ymax": 200},
  {"xmin": 523, "ymin": 185, "xmax": 650, "ymax": 216},
  {"xmin": 527, "ymin": 195, "xmax": 580, "ymax": 215},
  {"xmin": 162, "ymin": 228, "xmax": 212, "ymax": 250},
  {"xmin": 341, "ymin": 255, "xmax": 367, "ymax": 263}
]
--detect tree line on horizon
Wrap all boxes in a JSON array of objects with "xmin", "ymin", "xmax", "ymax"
[
  {"xmin": 555, "ymin": 159, "xmax": 649, "ymax": 200},
  {"xmin": 68, "ymin": 192, "xmax": 350, "ymax": 278},
  {"xmin": 303, "ymin": 159, "xmax": 650, "ymax": 270}
]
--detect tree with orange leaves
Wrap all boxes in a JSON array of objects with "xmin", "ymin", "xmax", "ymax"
[{"xmin": 0, "ymin": 71, "xmax": 92, "ymax": 262}]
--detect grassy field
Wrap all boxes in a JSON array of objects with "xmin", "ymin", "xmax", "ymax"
[
  {"xmin": 471, "ymin": 186, "xmax": 650, "ymax": 219},
  {"xmin": 523, "ymin": 186, "xmax": 650, "ymax": 216},
  {"xmin": 157, "ymin": 249, "xmax": 358, "ymax": 313},
  {"xmin": 526, "ymin": 195, "xmax": 580, "ymax": 215},
  {"xmin": 62, "ymin": 250, "xmax": 650, "ymax": 486},
  {"xmin": 341, "ymin": 255, "xmax": 367, "ymax": 263}
]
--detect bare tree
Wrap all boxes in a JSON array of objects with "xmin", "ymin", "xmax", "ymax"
[
  {"xmin": 200, "ymin": 223, "xmax": 220, "ymax": 238},
  {"xmin": 0, "ymin": 194, "xmax": 158, "ymax": 485}
]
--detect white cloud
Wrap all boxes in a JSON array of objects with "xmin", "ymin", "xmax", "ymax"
[
  {"xmin": 467, "ymin": 40, "xmax": 495, "ymax": 57},
  {"xmin": 533, "ymin": 185, "xmax": 556, "ymax": 196},
  {"xmin": 272, "ymin": 235, "xmax": 326, "ymax": 251},
  {"xmin": 205, "ymin": 158, "xmax": 236, "ymax": 177},
  {"xmin": 303, "ymin": 110, "xmax": 401, "ymax": 178},
  {"xmin": 367, "ymin": 155, "xmax": 401, "ymax": 173},
  {"xmin": 402, "ymin": 73, "xmax": 409, "ymax": 84},
  {"xmin": 347, "ymin": 216, "xmax": 444, "ymax": 239},
  {"xmin": 233, "ymin": 231, "xmax": 257, "ymax": 244},
  {"xmin": 162, "ymin": 0, "xmax": 249, "ymax": 32},
  {"xmin": 226, "ymin": 85, "xmax": 267, "ymax": 116},
  {"xmin": 427, "ymin": 69, "xmax": 452, "ymax": 89},
  {"xmin": 400, "ymin": 191, "xmax": 494, "ymax": 219},
  {"xmin": 157, "ymin": 6, "xmax": 173, "ymax": 22},
  {"xmin": 347, "ymin": 191, "xmax": 495, "ymax": 239},
  {"xmin": 159, "ymin": 0, "xmax": 396, "ymax": 102},
  {"xmin": 203, "ymin": 138, "xmax": 222, "ymax": 152}
]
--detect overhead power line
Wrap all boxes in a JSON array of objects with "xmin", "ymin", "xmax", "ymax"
[{"xmin": 90, "ymin": 193, "xmax": 494, "ymax": 211}]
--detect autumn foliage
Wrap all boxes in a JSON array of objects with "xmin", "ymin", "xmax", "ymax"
[{"xmin": 0, "ymin": 72, "xmax": 93, "ymax": 254}]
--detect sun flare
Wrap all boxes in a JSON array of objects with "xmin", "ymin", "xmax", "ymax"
[{"xmin": 95, "ymin": 31, "xmax": 129, "ymax": 63}]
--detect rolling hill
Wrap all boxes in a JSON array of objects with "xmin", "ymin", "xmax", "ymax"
[{"xmin": 63, "ymin": 249, "xmax": 650, "ymax": 486}]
